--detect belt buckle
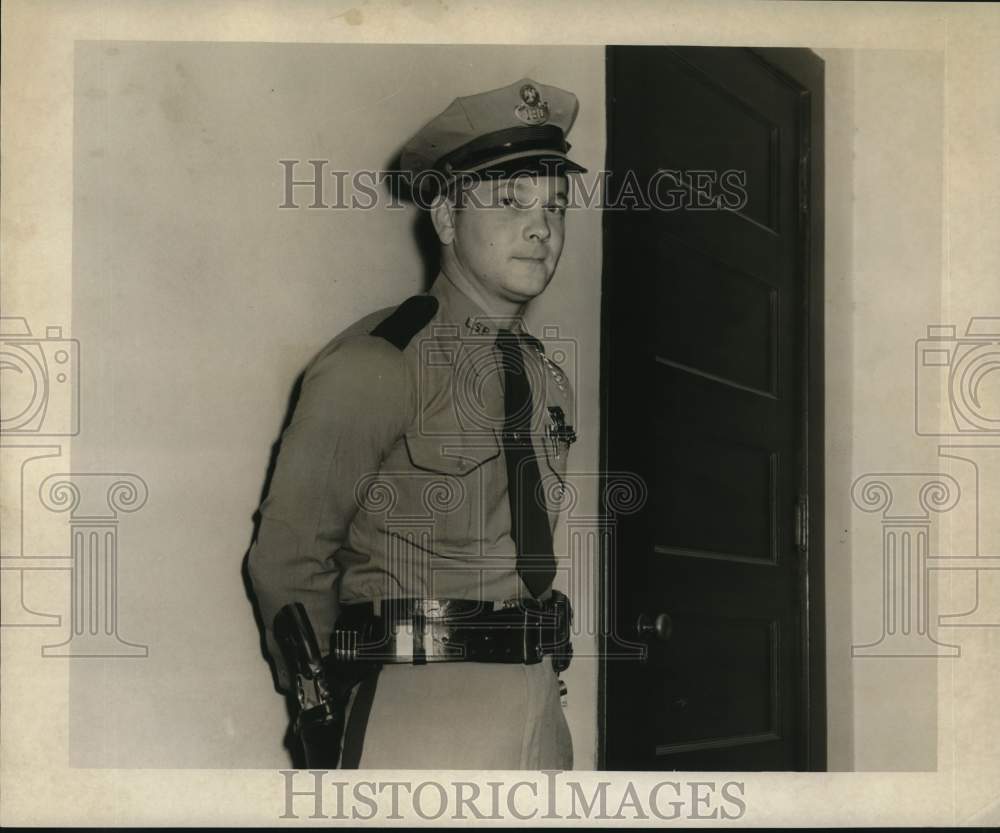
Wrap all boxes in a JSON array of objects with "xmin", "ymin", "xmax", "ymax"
[
  {"xmin": 416, "ymin": 599, "xmax": 440, "ymax": 619},
  {"xmin": 409, "ymin": 599, "xmax": 477, "ymax": 661}
]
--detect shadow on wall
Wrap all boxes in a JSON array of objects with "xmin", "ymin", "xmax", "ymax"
[{"xmin": 239, "ymin": 165, "xmax": 442, "ymax": 767}]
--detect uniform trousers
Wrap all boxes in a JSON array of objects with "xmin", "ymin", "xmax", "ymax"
[{"xmin": 340, "ymin": 661, "xmax": 572, "ymax": 769}]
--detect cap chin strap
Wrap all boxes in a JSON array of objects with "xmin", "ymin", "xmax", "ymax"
[{"xmin": 435, "ymin": 125, "xmax": 569, "ymax": 174}]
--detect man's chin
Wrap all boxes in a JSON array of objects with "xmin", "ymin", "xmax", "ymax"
[
  {"xmin": 507, "ymin": 262, "xmax": 554, "ymax": 293},
  {"xmin": 505, "ymin": 274, "xmax": 553, "ymax": 302}
]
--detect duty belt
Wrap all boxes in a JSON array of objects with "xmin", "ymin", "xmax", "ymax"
[{"xmin": 329, "ymin": 593, "xmax": 573, "ymax": 672}]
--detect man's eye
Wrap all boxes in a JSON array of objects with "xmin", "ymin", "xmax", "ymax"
[
  {"xmin": 498, "ymin": 196, "xmax": 516, "ymax": 208},
  {"xmin": 546, "ymin": 204, "xmax": 567, "ymax": 216}
]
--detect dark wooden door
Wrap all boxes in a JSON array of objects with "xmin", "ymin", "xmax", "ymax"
[{"xmin": 600, "ymin": 46, "xmax": 825, "ymax": 771}]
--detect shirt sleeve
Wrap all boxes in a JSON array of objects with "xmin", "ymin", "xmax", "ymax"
[{"xmin": 247, "ymin": 334, "xmax": 414, "ymax": 691}]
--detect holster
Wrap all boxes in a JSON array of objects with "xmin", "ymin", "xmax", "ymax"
[
  {"xmin": 548, "ymin": 589, "xmax": 574, "ymax": 673},
  {"xmin": 273, "ymin": 603, "xmax": 381, "ymax": 769}
]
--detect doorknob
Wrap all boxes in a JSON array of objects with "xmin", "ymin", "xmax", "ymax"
[{"xmin": 636, "ymin": 612, "xmax": 673, "ymax": 642}]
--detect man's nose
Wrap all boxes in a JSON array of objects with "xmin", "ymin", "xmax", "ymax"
[{"xmin": 524, "ymin": 208, "xmax": 552, "ymax": 242}]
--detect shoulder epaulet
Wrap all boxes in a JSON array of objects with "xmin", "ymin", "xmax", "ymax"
[
  {"xmin": 520, "ymin": 332, "xmax": 544, "ymax": 355},
  {"xmin": 370, "ymin": 295, "xmax": 439, "ymax": 350}
]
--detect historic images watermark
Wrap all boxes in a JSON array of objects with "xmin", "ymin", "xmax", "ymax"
[
  {"xmin": 0, "ymin": 315, "xmax": 150, "ymax": 657},
  {"xmin": 278, "ymin": 770, "xmax": 747, "ymax": 822},
  {"xmin": 276, "ymin": 160, "xmax": 751, "ymax": 213},
  {"xmin": 851, "ymin": 317, "xmax": 1000, "ymax": 658}
]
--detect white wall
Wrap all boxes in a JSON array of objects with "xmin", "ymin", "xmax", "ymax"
[
  {"xmin": 820, "ymin": 46, "xmax": 857, "ymax": 772},
  {"xmin": 68, "ymin": 42, "xmax": 605, "ymax": 768},
  {"xmin": 820, "ymin": 48, "xmax": 947, "ymax": 771}
]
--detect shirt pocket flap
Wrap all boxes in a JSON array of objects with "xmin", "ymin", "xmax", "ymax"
[{"xmin": 404, "ymin": 431, "xmax": 501, "ymax": 477}]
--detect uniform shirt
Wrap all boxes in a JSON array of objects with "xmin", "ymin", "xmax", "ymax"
[{"xmin": 248, "ymin": 273, "xmax": 576, "ymax": 689}]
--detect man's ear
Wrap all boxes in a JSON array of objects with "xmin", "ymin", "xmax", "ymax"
[{"xmin": 430, "ymin": 196, "xmax": 457, "ymax": 246}]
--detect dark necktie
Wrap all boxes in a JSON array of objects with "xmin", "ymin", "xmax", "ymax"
[{"xmin": 496, "ymin": 329, "xmax": 556, "ymax": 598}]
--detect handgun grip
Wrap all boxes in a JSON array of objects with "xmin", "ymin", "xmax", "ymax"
[{"xmin": 274, "ymin": 602, "xmax": 324, "ymax": 680}]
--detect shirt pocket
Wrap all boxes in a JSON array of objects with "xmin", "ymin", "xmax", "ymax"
[{"xmin": 403, "ymin": 431, "xmax": 502, "ymax": 550}]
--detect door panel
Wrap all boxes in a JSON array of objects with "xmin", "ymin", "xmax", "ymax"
[
  {"xmin": 656, "ymin": 432, "xmax": 777, "ymax": 564},
  {"xmin": 600, "ymin": 46, "xmax": 825, "ymax": 771},
  {"xmin": 651, "ymin": 614, "xmax": 778, "ymax": 747},
  {"xmin": 655, "ymin": 240, "xmax": 779, "ymax": 397}
]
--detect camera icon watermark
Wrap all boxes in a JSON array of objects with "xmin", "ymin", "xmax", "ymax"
[
  {"xmin": 0, "ymin": 316, "xmax": 80, "ymax": 436},
  {"xmin": 1, "ymin": 314, "xmax": 150, "ymax": 657},
  {"xmin": 853, "ymin": 315, "xmax": 1000, "ymax": 658},
  {"xmin": 915, "ymin": 317, "xmax": 1000, "ymax": 436},
  {"xmin": 415, "ymin": 321, "xmax": 577, "ymax": 442}
]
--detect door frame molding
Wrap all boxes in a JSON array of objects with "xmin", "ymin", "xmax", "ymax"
[{"xmin": 596, "ymin": 45, "xmax": 827, "ymax": 772}]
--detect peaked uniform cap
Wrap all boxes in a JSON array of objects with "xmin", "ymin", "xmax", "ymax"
[{"xmin": 401, "ymin": 77, "xmax": 587, "ymax": 187}]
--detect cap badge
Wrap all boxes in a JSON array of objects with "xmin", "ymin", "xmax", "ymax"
[{"xmin": 514, "ymin": 84, "xmax": 550, "ymax": 126}]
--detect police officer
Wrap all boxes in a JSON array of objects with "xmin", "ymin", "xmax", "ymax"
[{"xmin": 248, "ymin": 78, "xmax": 585, "ymax": 769}]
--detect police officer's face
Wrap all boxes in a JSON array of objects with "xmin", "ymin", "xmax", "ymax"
[{"xmin": 447, "ymin": 175, "xmax": 568, "ymax": 305}]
